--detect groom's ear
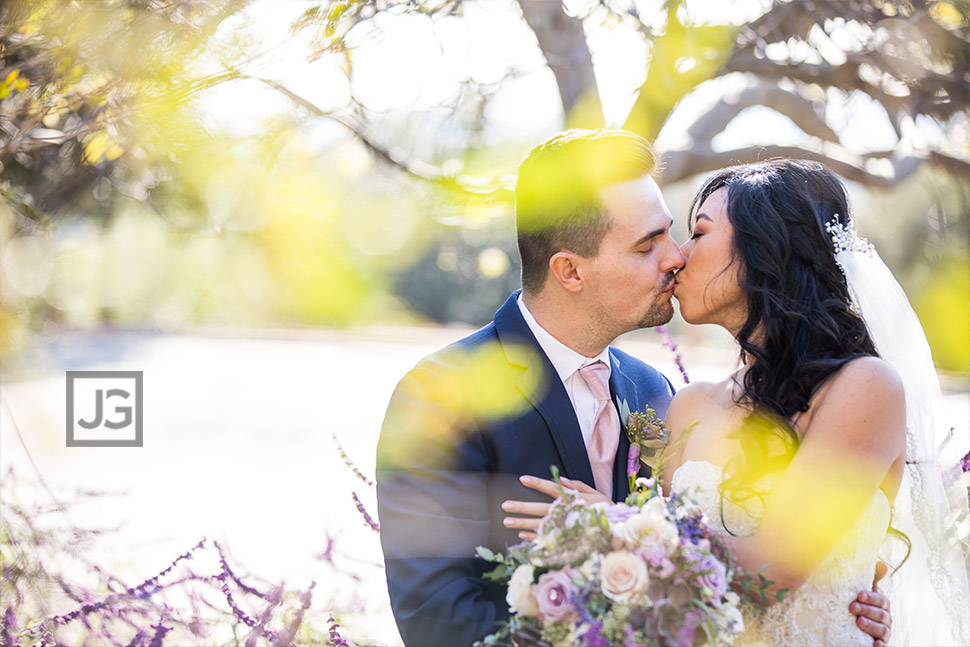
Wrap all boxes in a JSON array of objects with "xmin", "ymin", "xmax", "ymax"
[{"xmin": 549, "ymin": 251, "xmax": 584, "ymax": 293}]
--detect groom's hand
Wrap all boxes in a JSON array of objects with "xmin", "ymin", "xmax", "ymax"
[{"xmin": 851, "ymin": 563, "xmax": 891, "ymax": 647}]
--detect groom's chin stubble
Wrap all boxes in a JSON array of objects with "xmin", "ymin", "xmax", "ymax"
[{"xmin": 639, "ymin": 299, "xmax": 674, "ymax": 329}]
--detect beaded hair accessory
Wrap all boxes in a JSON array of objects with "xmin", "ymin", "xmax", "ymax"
[{"xmin": 824, "ymin": 215, "xmax": 875, "ymax": 256}]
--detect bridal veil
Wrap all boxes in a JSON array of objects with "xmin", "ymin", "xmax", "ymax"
[{"xmin": 826, "ymin": 217, "xmax": 970, "ymax": 646}]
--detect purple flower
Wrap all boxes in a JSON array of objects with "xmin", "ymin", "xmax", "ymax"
[
  {"xmin": 657, "ymin": 326, "xmax": 689, "ymax": 384},
  {"xmin": 328, "ymin": 615, "xmax": 350, "ymax": 646},
  {"xmin": 582, "ymin": 620, "xmax": 610, "ymax": 647},
  {"xmin": 692, "ymin": 553, "xmax": 728, "ymax": 605},
  {"xmin": 593, "ymin": 502, "xmax": 637, "ymax": 527},
  {"xmin": 961, "ymin": 449, "xmax": 970, "ymax": 473},
  {"xmin": 351, "ymin": 492, "xmax": 380, "ymax": 532},
  {"xmin": 676, "ymin": 610, "xmax": 704, "ymax": 647},
  {"xmin": 627, "ymin": 444, "xmax": 641, "ymax": 479},
  {"xmin": 535, "ymin": 570, "xmax": 577, "ymax": 624}
]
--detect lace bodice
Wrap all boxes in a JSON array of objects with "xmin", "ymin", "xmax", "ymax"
[{"xmin": 671, "ymin": 460, "xmax": 891, "ymax": 647}]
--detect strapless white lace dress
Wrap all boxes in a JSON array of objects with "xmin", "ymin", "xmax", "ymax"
[{"xmin": 671, "ymin": 460, "xmax": 891, "ymax": 647}]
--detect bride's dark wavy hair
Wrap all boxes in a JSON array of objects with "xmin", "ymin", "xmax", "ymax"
[
  {"xmin": 690, "ymin": 160, "xmax": 911, "ymax": 562},
  {"xmin": 688, "ymin": 158, "xmax": 877, "ymax": 421}
]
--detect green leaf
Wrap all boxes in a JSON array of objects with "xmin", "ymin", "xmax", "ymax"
[{"xmin": 476, "ymin": 546, "xmax": 495, "ymax": 562}]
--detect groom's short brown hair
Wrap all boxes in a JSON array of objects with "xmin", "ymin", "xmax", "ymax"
[{"xmin": 515, "ymin": 129, "xmax": 656, "ymax": 295}]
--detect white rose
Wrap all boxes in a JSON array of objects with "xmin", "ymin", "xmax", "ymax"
[
  {"xmin": 720, "ymin": 601, "xmax": 745, "ymax": 634},
  {"xmin": 506, "ymin": 565, "xmax": 539, "ymax": 616},
  {"xmin": 600, "ymin": 551, "xmax": 649, "ymax": 604},
  {"xmin": 619, "ymin": 501, "xmax": 678, "ymax": 549}
]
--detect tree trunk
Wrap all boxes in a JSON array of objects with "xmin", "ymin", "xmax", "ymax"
[{"xmin": 516, "ymin": 0, "xmax": 603, "ymax": 128}]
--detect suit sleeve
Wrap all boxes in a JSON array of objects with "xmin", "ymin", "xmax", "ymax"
[{"xmin": 376, "ymin": 359, "xmax": 507, "ymax": 647}]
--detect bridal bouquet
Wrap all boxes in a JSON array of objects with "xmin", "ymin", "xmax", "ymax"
[{"xmin": 476, "ymin": 475, "xmax": 760, "ymax": 647}]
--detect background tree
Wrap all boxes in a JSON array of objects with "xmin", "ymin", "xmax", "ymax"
[{"xmin": 1, "ymin": 0, "xmax": 966, "ymax": 371}]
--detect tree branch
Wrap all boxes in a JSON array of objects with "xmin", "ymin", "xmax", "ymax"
[
  {"xmin": 254, "ymin": 76, "xmax": 513, "ymax": 200},
  {"xmin": 657, "ymin": 142, "xmax": 970, "ymax": 188},
  {"xmin": 687, "ymin": 82, "xmax": 839, "ymax": 143},
  {"xmin": 516, "ymin": 0, "xmax": 602, "ymax": 126}
]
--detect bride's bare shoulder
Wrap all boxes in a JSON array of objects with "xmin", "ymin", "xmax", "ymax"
[
  {"xmin": 820, "ymin": 356, "xmax": 904, "ymax": 406},
  {"xmin": 668, "ymin": 376, "xmax": 735, "ymax": 420},
  {"xmin": 806, "ymin": 355, "xmax": 906, "ymax": 446}
]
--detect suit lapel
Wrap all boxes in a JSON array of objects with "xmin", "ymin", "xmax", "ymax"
[
  {"xmin": 609, "ymin": 348, "xmax": 640, "ymax": 501},
  {"xmin": 494, "ymin": 292, "xmax": 594, "ymax": 486}
]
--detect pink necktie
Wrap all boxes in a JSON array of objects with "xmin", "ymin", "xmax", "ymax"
[{"xmin": 578, "ymin": 361, "xmax": 619, "ymax": 496}]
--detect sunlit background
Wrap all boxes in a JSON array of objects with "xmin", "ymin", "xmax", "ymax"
[{"xmin": 1, "ymin": 0, "xmax": 968, "ymax": 644}]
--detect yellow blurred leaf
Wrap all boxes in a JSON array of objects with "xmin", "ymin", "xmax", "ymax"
[{"xmin": 930, "ymin": 1, "xmax": 966, "ymax": 29}]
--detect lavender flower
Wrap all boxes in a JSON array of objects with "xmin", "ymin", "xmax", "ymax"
[
  {"xmin": 2, "ymin": 605, "xmax": 16, "ymax": 647},
  {"xmin": 627, "ymin": 444, "xmax": 641, "ymax": 480},
  {"xmin": 214, "ymin": 540, "xmax": 273, "ymax": 600},
  {"xmin": 656, "ymin": 325, "xmax": 689, "ymax": 384},
  {"xmin": 351, "ymin": 492, "xmax": 380, "ymax": 532},
  {"xmin": 581, "ymin": 620, "xmax": 610, "ymax": 647},
  {"xmin": 327, "ymin": 615, "xmax": 350, "ymax": 646},
  {"xmin": 332, "ymin": 433, "xmax": 374, "ymax": 487},
  {"xmin": 961, "ymin": 449, "xmax": 970, "ymax": 473},
  {"xmin": 147, "ymin": 615, "xmax": 171, "ymax": 647},
  {"xmin": 675, "ymin": 611, "xmax": 703, "ymax": 647}
]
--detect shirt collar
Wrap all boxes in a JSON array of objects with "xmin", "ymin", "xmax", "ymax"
[{"xmin": 517, "ymin": 293, "xmax": 612, "ymax": 383}]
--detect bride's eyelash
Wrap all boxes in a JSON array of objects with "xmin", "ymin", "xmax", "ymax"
[{"xmin": 691, "ymin": 232, "xmax": 703, "ymax": 240}]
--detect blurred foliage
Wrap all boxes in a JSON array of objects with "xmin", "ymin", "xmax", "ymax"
[
  {"xmin": 0, "ymin": 469, "xmax": 358, "ymax": 646},
  {"xmin": 0, "ymin": 0, "xmax": 967, "ymax": 376},
  {"xmin": 0, "ymin": 0, "xmax": 413, "ymax": 364}
]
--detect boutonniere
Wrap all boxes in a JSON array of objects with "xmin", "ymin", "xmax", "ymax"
[{"xmin": 615, "ymin": 397, "xmax": 670, "ymax": 482}]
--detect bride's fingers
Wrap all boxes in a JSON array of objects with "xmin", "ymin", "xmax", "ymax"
[
  {"xmin": 518, "ymin": 475, "xmax": 562, "ymax": 498},
  {"xmin": 560, "ymin": 477, "xmax": 612, "ymax": 504},
  {"xmin": 560, "ymin": 477, "xmax": 597, "ymax": 493},
  {"xmin": 503, "ymin": 515, "xmax": 541, "ymax": 530},
  {"xmin": 501, "ymin": 500, "xmax": 550, "ymax": 517}
]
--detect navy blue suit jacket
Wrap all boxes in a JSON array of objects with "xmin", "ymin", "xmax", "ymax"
[{"xmin": 376, "ymin": 291, "xmax": 675, "ymax": 647}]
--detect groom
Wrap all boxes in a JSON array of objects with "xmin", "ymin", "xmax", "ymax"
[{"xmin": 376, "ymin": 130, "xmax": 892, "ymax": 646}]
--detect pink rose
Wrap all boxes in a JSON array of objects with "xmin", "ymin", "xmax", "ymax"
[
  {"xmin": 534, "ymin": 570, "xmax": 577, "ymax": 624},
  {"xmin": 600, "ymin": 551, "xmax": 649, "ymax": 604}
]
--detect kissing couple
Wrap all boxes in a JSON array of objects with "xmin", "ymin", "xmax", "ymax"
[{"xmin": 375, "ymin": 129, "xmax": 969, "ymax": 646}]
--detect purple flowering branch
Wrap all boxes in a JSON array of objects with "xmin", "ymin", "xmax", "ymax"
[
  {"xmin": 213, "ymin": 540, "xmax": 275, "ymax": 601},
  {"xmin": 147, "ymin": 612, "xmax": 171, "ymax": 647},
  {"xmin": 656, "ymin": 325, "xmax": 689, "ymax": 384},
  {"xmin": 34, "ymin": 538, "xmax": 207, "ymax": 629},
  {"xmin": 5, "ymin": 468, "xmax": 359, "ymax": 647},
  {"xmin": 327, "ymin": 614, "xmax": 350, "ymax": 646},
  {"xmin": 332, "ymin": 433, "xmax": 374, "ymax": 487},
  {"xmin": 270, "ymin": 582, "xmax": 316, "ymax": 647},
  {"xmin": 961, "ymin": 449, "xmax": 969, "ymax": 473},
  {"xmin": 351, "ymin": 492, "xmax": 380, "ymax": 532}
]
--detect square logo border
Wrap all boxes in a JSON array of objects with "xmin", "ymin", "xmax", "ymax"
[{"xmin": 66, "ymin": 371, "xmax": 143, "ymax": 447}]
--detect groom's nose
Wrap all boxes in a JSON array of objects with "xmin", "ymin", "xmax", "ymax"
[{"xmin": 660, "ymin": 237, "xmax": 686, "ymax": 274}]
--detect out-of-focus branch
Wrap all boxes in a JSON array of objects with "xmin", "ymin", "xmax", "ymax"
[
  {"xmin": 658, "ymin": 142, "xmax": 970, "ymax": 188},
  {"xmin": 254, "ymin": 76, "xmax": 513, "ymax": 200},
  {"xmin": 687, "ymin": 82, "xmax": 839, "ymax": 143},
  {"xmin": 516, "ymin": 0, "xmax": 602, "ymax": 126}
]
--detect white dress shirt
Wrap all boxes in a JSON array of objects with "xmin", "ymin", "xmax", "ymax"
[{"xmin": 517, "ymin": 294, "xmax": 612, "ymax": 450}]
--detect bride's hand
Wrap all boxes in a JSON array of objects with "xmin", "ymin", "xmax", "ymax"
[{"xmin": 501, "ymin": 475, "xmax": 612, "ymax": 541}]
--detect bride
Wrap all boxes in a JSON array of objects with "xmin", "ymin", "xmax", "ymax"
[
  {"xmin": 660, "ymin": 158, "xmax": 969, "ymax": 646},
  {"xmin": 507, "ymin": 158, "xmax": 969, "ymax": 645}
]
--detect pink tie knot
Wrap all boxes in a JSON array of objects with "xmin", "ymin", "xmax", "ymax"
[{"xmin": 579, "ymin": 361, "xmax": 611, "ymax": 402}]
